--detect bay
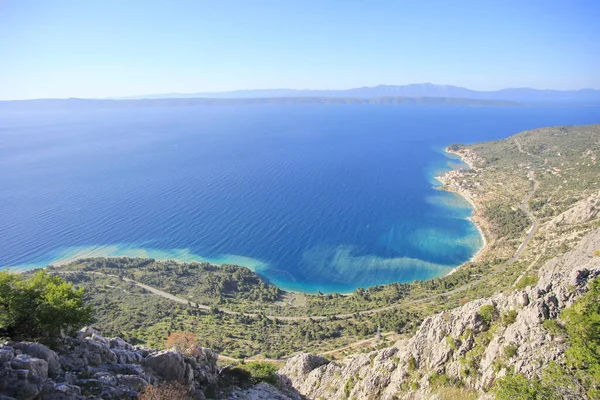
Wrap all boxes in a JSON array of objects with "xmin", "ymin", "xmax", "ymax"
[{"xmin": 1, "ymin": 104, "xmax": 598, "ymax": 292}]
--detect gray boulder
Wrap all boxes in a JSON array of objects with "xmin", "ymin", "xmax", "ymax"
[
  {"xmin": 143, "ymin": 350, "xmax": 188, "ymax": 383},
  {"xmin": 12, "ymin": 342, "xmax": 61, "ymax": 377}
]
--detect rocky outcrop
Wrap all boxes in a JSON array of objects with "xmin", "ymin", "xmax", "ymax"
[
  {"xmin": 278, "ymin": 229, "xmax": 600, "ymax": 400},
  {"xmin": 544, "ymin": 191, "xmax": 600, "ymax": 230},
  {"xmin": 0, "ymin": 327, "xmax": 265, "ymax": 400}
]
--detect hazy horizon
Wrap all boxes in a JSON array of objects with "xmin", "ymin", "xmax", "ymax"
[
  {"xmin": 3, "ymin": 82, "xmax": 600, "ymax": 103},
  {"xmin": 1, "ymin": 0, "xmax": 599, "ymax": 100}
]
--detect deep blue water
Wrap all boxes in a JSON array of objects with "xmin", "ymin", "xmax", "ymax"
[{"xmin": 1, "ymin": 105, "xmax": 598, "ymax": 292}]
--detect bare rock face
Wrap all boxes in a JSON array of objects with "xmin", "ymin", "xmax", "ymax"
[
  {"xmin": 144, "ymin": 350, "xmax": 189, "ymax": 383},
  {"xmin": 11, "ymin": 343, "xmax": 61, "ymax": 378},
  {"xmin": 544, "ymin": 191, "xmax": 600, "ymax": 230},
  {"xmin": 222, "ymin": 382, "xmax": 300, "ymax": 400},
  {"xmin": 278, "ymin": 229, "xmax": 600, "ymax": 400},
  {"xmin": 0, "ymin": 328, "xmax": 236, "ymax": 399}
]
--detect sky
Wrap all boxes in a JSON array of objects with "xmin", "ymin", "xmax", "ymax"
[{"xmin": 1, "ymin": 0, "xmax": 599, "ymax": 100}]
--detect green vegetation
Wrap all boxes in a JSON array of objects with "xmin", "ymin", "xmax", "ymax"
[
  {"xmin": 446, "ymin": 336, "xmax": 459, "ymax": 351},
  {"xmin": 485, "ymin": 202, "xmax": 530, "ymax": 239},
  {"xmin": 494, "ymin": 278, "xmax": 600, "ymax": 399},
  {"xmin": 47, "ymin": 268, "xmax": 420, "ymax": 357},
  {"xmin": 561, "ymin": 278, "xmax": 600, "ymax": 398},
  {"xmin": 56, "ymin": 258, "xmax": 282, "ymax": 312},
  {"xmin": 515, "ymin": 275, "xmax": 539, "ymax": 290},
  {"xmin": 478, "ymin": 304, "xmax": 497, "ymax": 326},
  {"xmin": 503, "ymin": 345, "xmax": 517, "ymax": 359},
  {"xmin": 542, "ymin": 319, "xmax": 565, "ymax": 337},
  {"xmin": 501, "ymin": 309, "xmax": 518, "ymax": 326},
  {"xmin": 344, "ymin": 374, "xmax": 358, "ymax": 398},
  {"xmin": 233, "ymin": 361, "xmax": 279, "ymax": 385},
  {"xmin": 0, "ymin": 270, "xmax": 92, "ymax": 341},
  {"xmin": 494, "ymin": 373, "xmax": 550, "ymax": 400}
]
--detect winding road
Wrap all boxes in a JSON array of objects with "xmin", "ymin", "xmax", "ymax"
[{"xmin": 507, "ymin": 139, "xmax": 545, "ymax": 265}]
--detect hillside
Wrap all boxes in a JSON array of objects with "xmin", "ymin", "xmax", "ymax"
[
  {"xmin": 2, "ymin": 123, "xmax": 599, "ymax": 399},
  {"xmin": 39, "ymin": 124, "xmax": 598, "ymax": 360},
  {"xmin": 277, "ymin": 227, "xmax": 600, "ymax": 399}
]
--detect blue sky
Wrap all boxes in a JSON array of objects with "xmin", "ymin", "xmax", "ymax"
[{"xmin": 1, "ymin": 0, "xmax": 598, "ymax": 100}]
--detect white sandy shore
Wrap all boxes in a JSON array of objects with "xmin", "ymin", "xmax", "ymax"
[{"xmin": 437, "ymin": 147, "xmax": 489, "ymax": 275}]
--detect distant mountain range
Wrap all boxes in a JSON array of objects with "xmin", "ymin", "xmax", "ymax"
[
  {"xmin": 1, "ymin": 84, "xmax": 599, "ymax": 110},
  {"xmin": 117, "ymin": 83, "xmax": 600, "ymax": 104}
]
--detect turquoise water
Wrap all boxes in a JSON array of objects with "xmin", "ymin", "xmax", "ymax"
[{"xmin": 1, "ymin": 105, "xmax": 598, "ymax": 292}]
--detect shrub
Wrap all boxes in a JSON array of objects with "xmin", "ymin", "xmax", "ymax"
[
  {"xmin": 429, "ymin": 372, "xmax": 449, "ymax": 387},
  {"xmin": 503, "ymin": 345, "xmax": 518, "ymax": 359},
  {"xmin": 493, "ymin": 373, "xmax": 547, "ymax": 400},
  {"xmin": 501, "ymin": 310, "xmax": 518, "ymax": 326},
  {"xmin": 407, "ymin": 356, "xmax": 417, "ymax": 371},
  {"xmin": 479, "ymin": 305, "xmax": 497, "ymax": 326},
  {"xmin": 0, "ymin": 270, "xmax": 92, "ymax": 340},
  {"xmin": 561, "ymin": 278, "xmax": 600, "ymax": 397},
  {"xmin": 542, "ymin": 319, "xmax": 565, "ymax": 337},
  {"xmin": 515, "ymin": 275, "xmax": 539, "ymax": 290},
  {"xmin": 166, "ymin": 331, "xmax": 198, "ymax": 355},
  {"xmin": 344, "ymin": 375, "xmax": 357, "ymax": 398},
  {"xmin": 593, "ymin": 250, "xmax": 600, "ymax": 257},
  {"xmin": 237, "ymin": 361, "xmax": 279, "ymax": 385},
  {"xmin": 446, "ymin": 336, "xmax": 459, "ymax": 351},
  {"xmin": 137, "ymin": 382, "xmax": 191, "ymax": 400}
]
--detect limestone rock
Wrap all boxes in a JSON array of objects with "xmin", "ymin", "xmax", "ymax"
[
  {"xmin": 11, "ymin": 342, "xmax": 61, "ymax": 377},
  {"xmin": 144, "ymin": 350, "xmax": 188, "ymax": 383},
  {"xmin": 0, "ymin": 331, "xmax": 255, "ymax": 399}
]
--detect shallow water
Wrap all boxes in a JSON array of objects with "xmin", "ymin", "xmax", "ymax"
[{"xmin": 1, "ymin": 105, "xmax": 598, "ymax": 292}]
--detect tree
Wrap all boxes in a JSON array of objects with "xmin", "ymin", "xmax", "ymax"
[
  {"xmin": 166, "ymin": 331, "xmax": 199, "ymax": 355},
  {"xmin": 0, "ymin": 270, "xmax": 92, "ymax": 340},
  {"xmin": 493, "ymin": 373, "xmax": 549, "ymax": 400},
  {"xmin": 561, "ymin": 278, "xmax": 600, "ymax": 398},
  {"xmin": 236, "ymin": 361, "xmax": 279, "ymax": 385},
  {"xmin": 478, "ymin": 304, "xmax": 497, "ymax": 326}
]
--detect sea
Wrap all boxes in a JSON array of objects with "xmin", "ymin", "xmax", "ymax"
[{"xmin": 1, "ymin": 104, "xmax": 598, "ymax": 293}]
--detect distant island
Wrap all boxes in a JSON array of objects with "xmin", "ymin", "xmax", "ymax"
[
  {"xmin": 115, "ymin": 83, "xmax": 600, "ymax": 105},
  {"xmin": 2, "ymin": 83, "xmax": 600, "ymax": 109}
]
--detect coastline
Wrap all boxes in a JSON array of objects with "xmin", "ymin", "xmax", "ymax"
[
  {"xmin": 435, "ymin": 147, "xmax": 489, "ymax": 273},
  {"xmin": 18, "ymin": 147, "xmax": 491, "ymax": 293}
]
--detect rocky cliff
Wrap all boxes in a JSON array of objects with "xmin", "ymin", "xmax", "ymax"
[
  {"xmin": 0, "ymin": 327, "xmax": 299, "ymax": 400},
  {"xmin": 277, "ymin": 228, "xmax": 600, "ymax": 399}
]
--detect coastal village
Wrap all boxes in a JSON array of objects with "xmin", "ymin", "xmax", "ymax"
[{"xmin": 436, "ymin": 148, "xmax": 483, "ymax": 207}]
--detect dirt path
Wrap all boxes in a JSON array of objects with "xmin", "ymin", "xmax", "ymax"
[
  {"xmin": 512, "ymin": 253, "xmax": 542, "ymax": 287},
  {"xmin": 508, "ymin": 138, "xmax": 545, "ymax": 265},
  {"xmin": 507, "ymin": 170, "xmax": 539, "ymax": 265}
]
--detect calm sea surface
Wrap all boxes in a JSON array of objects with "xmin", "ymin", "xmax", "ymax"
[{"xmin": 1, "ymin": 105, "xmax": 598, "ymax": 292}]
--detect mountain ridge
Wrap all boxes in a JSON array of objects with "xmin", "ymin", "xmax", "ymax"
[{"xmin": 115, "ymin": 83, "xmax": 600, "ymax": 104}]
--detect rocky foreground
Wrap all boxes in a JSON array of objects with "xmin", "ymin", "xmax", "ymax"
[
  {"xmin": 2, "ymin": 228, "xmax": 599, "ymax": 400},
  {"xmin": 0, "ymin": 327, "xmax": 299, "ymax": 400}
]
